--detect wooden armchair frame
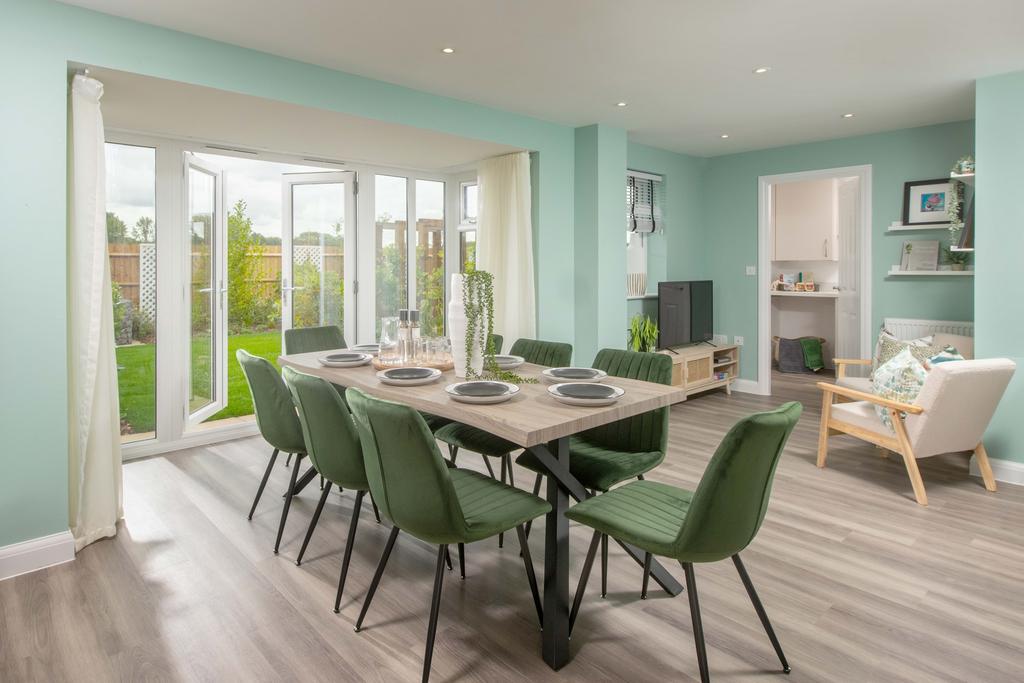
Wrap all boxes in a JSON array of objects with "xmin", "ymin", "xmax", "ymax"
[{"xmin": 817, "ymin": 381, "xmax": 996, "ymax": 506}]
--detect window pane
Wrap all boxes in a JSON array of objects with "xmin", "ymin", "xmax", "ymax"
[
  {"xmin": 460, "ymin": 230, "xmax": 477, "ymax": 274},
  {"xmin": 105, "ymin": 142, "xmax": 156, "ymax": 442},
  {"xmin": 415, "ymin": 179, "xmax": 445, "ymax": 337},
  {"xmin": 375, "ymin": 175, "xmax": 407, "ymax": 336},
  {"xmin": 188, "ymin": 166, "xmax": 217, "ymax": 416},
  {"xmin": 292, "ymin": 182, "xmax": 345, "ymax": 331},
  {"xmin": 462, "ymin": 183, "xmax": 478, "ymax": 224}
]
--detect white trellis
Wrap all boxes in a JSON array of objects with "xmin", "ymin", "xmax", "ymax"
[
  {"xmin": 139, "ymin": 242, "xmax": 156, "ymax": 319},
  {"xmin": 293, "ymin": 245, "xmax": 323, "ymax": 267}
]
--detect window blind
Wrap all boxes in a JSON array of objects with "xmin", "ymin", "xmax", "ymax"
[{"xmin": 626, "ymin": 170, "xmax": 664, "ymax": 233}]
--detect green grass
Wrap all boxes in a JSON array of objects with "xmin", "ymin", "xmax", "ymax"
[{"xmin": 115, "ymin": 330, "xmax": 281, "ymax": 435}]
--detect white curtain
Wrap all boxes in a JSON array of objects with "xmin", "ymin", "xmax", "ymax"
[
  {"xmin": 69, "ymin": 74, "xmax": 123, "ymax": 551},
  {"xmin": 476, "ymin": 152, "xmax": 536, "ymax": 342}
]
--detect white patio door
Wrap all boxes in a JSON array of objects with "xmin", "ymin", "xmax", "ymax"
[
  {"xmin": 281, "ymin": 172, "xmax": 357, "ymax": 346},
  {"xmin": 184, "ymin": 153, "xmax": 228, "ymax": 425},
  {"xmin": 835, "ymin": 177, "xmax": 862, "ymax": 364}
]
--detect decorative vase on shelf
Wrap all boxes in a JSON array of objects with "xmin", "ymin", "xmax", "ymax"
[{"xmin": 448, "ymin": 273, "xmax": 483, "ymax": 378}]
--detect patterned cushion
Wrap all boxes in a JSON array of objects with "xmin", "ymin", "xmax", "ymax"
[
  {"xmin": 873, "ymin": 333, "xmax": 943, "ymax": 375},
  {"xmin": 927, "ymin": 346, "xmax": 965, "ymax": 366},
  {"xmin": 872, "ymin": 347, "xmax": 928, "ymax": 430}
]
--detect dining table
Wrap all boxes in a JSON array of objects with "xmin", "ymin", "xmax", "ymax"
[{"xmin": 278, "ymin": 350, "xmax": 688, "ymax": 670}]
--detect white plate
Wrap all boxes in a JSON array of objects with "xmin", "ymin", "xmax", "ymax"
[
  {"xmin": 376, "ymin": 367, "xmax": 443, "ymax": 386},
  {"xmin": 542, "ymin": 367, "xmax": 608, "ymax": 383},
  {"xmin": 548, "ymin": 382, "xmax": 625, "ymax": 407},
  {"xmin": 445, "ymin": 381, "xmax": 520, "ymax": 404},
  {"xmin": 318, "ymin": 352, "xmax": 372, "ymax": 368},
  {"xmin": 349, "ymin": 344, "xmax": 381, "ymax": 356},
  {"xmin": 494, "ymin": 354, "xmax": 525, "ymax": 370}
]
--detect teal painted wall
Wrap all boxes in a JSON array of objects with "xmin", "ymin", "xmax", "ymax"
[
  {"xmin": 701, "ymin": 121, "xmax": 975, "ymax": 381},
  {"xmin": 0, "ymin": 0, "xmax": 584, "ymax": 547},
  {"xmin": 574, "ymin": 125, "xmax": 628, "ymax": 365},
  {"xmin": 975, "ymin": 71, "xmax": 1024, "ymax": 464}
]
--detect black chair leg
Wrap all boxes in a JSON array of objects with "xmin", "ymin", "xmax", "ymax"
[
  {"xmin": 515, "ymin": 525, "xmax": 543, "ymax": 628},
  {"xmin": 570, "ymin": 530, "xmax": 602, "ymax": 635},
  {"xmin": 368, "ymin": 493, "xmax": 382, "ymax": 523},
  {"xmin": 274, "ymin": 454, "xmax": 303, "ymax": 554},
  {"xmin": 733, "ymin": 554, "xmax": 790, "ymax": 674},
  {"xmin": 320, "ymin": 475, "xmax": 325, "ymax": 490},
  {"xmin": 334, "ymin": 490, "xmax": 365, "ymax": 613},
  {"xmin": 641, "ymin": 552, "xmax": 653, "ymax": 599},
  {"xmin": 422, "ymin": 545, "xmax": 448, "ymax": 683},
  {"xmin": 248, "ymin": 448, "xmax": 279, "ymax": 520},
  {"xmin": 481, "ymin": 454, "xmax": 496, "ymax": 479},
  {"xmin": 600, "ymin": 533, "xmax": 608, "ymax": 598},
  {"xmin": 285, "ymin": 453, "xmax": 292, "ymax": 468},
  {"xmin": 682, "ymin": 562, "xmax": 711, "ymax": 683},
  {"xmin": 444, "ymin": 547, "xmax": 453, "ymax": 571},
  {"xmin": 498, "ymin": 457, "xmax": 508, "ymax": 548},
  {"xmin": 355, "ymin": 526, "xmax": 401, "ymax": 632},
  {"xmin": 505, "ymin": 454, "xmax": 515, "ymax": 487},
  {"xmin": 447, "ymin": 444, "xmax": 459, "ymax": 466},
  {"xmin": 457, "ymin": 543, "xmax": 466, "ymax": 579},
  {"xmin": 296, "ymin": 482, "xmax": 331, "ymax": 565},
  {"xmin": 523, "ymin": 473, "xmax": 544, "ymax": 540}
]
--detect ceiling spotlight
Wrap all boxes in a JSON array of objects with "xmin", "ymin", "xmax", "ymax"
[
  {"xmin": 720, "ymin": 134, "xmax": 730, "ymax": 139},
  {"xmin": 441, "ymin": 47, "xmax": 455, "ymax": 54},
  {"xmin": 616, "ymin": 101, "xmax": 628, "ymax": 107},
  {"xmin": 841, "ymin": 112, "xmax": 855, "ymax": 118},
  {"xmin": 752, "ymin": 66, "xmax": 771, "ymax": 74}
]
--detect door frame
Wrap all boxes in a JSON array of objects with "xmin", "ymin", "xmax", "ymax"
[
  {"xmin": 280, "ymin": 170, "xmax": 358, "ymax": 346},
  {"xmin": 756, "ymin": 164, "xmax": 872, "ymax": 396}
]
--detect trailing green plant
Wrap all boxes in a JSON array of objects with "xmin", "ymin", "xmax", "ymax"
[
  {"xmin": 943, "ymin": 245, "xmax": 970, "ymax": 266},
  {"xmin": 628, "ymin": 314, "xmax": 659, "ymax": 353},
  {"xmin": 948, "ymin": 155, "xmax": 973, "ymax": 239},
  {"xmin": 462, "ymin": 270, "xmax": 536, "ymax": 384}
]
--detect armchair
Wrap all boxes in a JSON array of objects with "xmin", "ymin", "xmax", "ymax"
[{"xmin": 817, "ymin": 359, "xmax": 1015, "ymax": 506}]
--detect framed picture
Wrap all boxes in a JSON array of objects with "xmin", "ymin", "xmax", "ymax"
[
  {"xmin": 900, "ymin": 239, "xmax": 940, "ymax": 271},
  {"xmin": 902, "ymin": 178, "xmax": 957, "ymax": 226}
]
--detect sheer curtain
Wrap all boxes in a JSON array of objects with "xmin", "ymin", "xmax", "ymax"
[
  {"xmin": 476, "ymin": 152, "xmax": 535, "ymax": 343},
  {"xmin": 68, "ymin": 74, "xmax": 123, "ymax": 551}
]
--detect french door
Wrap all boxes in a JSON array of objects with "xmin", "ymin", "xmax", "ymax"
[
  {"xmin": 281, "ymin": 172, "xmax": 357, "ymax": 346},
  {"xmin": 184, "ymin": 153, "xmax": 228, "ymax": 425}
]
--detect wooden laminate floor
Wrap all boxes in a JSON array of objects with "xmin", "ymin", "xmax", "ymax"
[{"xmin": 3, "ymin": 372, "xmax": 1024, "ymax": 682}]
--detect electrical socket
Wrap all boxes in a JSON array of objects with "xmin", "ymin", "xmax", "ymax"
[{"xmin": 734, "ymin": 336, "xmax": 744, "ymax": 346}]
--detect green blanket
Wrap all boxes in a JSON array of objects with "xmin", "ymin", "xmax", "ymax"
[{"xmin": 800, "ymin": 337, "xmax": 824, "ymax": 372}]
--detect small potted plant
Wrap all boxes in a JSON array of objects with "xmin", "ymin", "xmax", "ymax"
[
  {"xmin": 627, "ymin": 314, "xmax": 659, "ymax": 353},
  {"xmin": 944, "ymin": 245, "xmax": 970, "ymax": 271}
]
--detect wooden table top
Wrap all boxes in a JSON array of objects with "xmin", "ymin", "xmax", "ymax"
[{"xmin": 278, "ymin": 351, "xmax": 687, "ymax": 447}]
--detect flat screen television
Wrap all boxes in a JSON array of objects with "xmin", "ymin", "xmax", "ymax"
[{"xmin": 657, "ymin": 280, "xmax": 713, "ymax": 348}]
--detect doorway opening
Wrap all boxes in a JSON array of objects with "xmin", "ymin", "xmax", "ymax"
[{"xmin": 757, "ymin": 165, "xmax": 872, "ymax": 395}]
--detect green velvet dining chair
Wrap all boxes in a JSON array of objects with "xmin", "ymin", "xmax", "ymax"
[
  {"xmin": 236, "ymin": 350, "xmax": 308, "ymax": 554},
  {"xmin": 565, "ymin": 402, "xmax": 802, "ymax": 682},
  {"xmin": 433, "ymin": 337, "xmax": 572, "ymax": 547},
  {"xmin": 515, "ymin": 347, "xmax": 672, "ymax": 594},
  {"xmin": 283, "ymin": 325, "xmax": 346, "ymax": 355},
  {"xmin": 283, "ymin": 367, "xmax": 374, "ymax": 612},
  {"xmin": 346, "ymin": 387, "xmax": 550, "ymax": 683}
]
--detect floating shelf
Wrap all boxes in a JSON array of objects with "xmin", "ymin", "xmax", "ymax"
[
  {"xmin": 951, "ymin": 171, "xmax": 975, "ymax": 186},
  {"xmin": 626, "ymin": 294, "xmax": 657, "ymax": 301},
  {"xmin": 770, "ymin": 290, "xmax": 839, "ymax": 298},
  {"xmin": 887, "ymin": 267, "xmax": 974, "ymax": 277},
  {"xmin": 887, "ymin": 221, "xmax": 951, "ymax": 232}
]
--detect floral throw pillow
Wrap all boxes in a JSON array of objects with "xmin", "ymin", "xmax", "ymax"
[
  {"xmin": 873, "ymin": 334, "xmax": 942, "ymax": 376},
  {"xmin": 872, "ymin": 347, "xmax": 928, "ymax": 430}
]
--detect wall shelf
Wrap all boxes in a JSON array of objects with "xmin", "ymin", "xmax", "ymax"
[
  {"xmin": 887, "ymin": 267, "xmax": 974, "ymax": 277},
  {"xmin": 770, "ymin": 290, "xmax": 838, "ymax": 298},
  {"xmin": 626, "ymin": 294, "xmax": 658, "ymax": 301},
  {"xmin": 887, "ymin": 221, "xmax": 951, "ymax": 232},
  {"xmin": 951, "ymin": 171, "xmax": 975, "ymax": 186}
]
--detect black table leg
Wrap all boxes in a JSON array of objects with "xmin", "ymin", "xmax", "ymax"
[
  {"xmin": 540, "ymin": 437, "xmax": 570, "ymax": 669},
  {"xmin": 289, "ymin": 465, "xmax": 318, "ymax": 496}
]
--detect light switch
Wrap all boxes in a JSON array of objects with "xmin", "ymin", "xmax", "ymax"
[{"xmin": 745, "ymin": 265, "xmax": 756, "ymax": 276}]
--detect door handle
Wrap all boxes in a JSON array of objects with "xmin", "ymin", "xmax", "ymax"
[{"xmin": 823, "ymin": 238, "xmax": 829, "ymax": 258}]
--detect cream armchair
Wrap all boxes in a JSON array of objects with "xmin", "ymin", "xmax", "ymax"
[{"xmin": 817, "ymin": 359, "xmax": 1016, "ymax": 506}]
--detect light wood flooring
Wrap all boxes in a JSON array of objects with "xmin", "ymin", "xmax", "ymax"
[{"xmin": 3, "ymin": 372, "xmax": 1024, "ymax": 681}]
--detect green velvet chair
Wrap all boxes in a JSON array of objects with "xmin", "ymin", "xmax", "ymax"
[
  {"xmin": 433, "ymin": 337, "xmax": 572, "ymax": 546},
  {"xmin": 236, "ymin": 350, "xmax": 308, "ymax": 554},
  {"xmin": 565, "ymin": 402, "xmax": 802, "ymax": 682},
  {"xmin": 516, "ymin": 347, "xmax": 672, "ymax": 593},
  {"xmin": 283, "ymin": 325, "xmax": 346, "ymax": 355},
  {"xmin": 346, "ymin": 387, "xmax": 550, "ymax": 683},
  {"xmin": 283, "ymin": 367, "xmax": 374, "ymax": 611}
]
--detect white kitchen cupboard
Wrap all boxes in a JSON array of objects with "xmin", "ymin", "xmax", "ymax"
[{"xmin": 773, "ymin": 178, "xmax": 838, "ymax": 261}]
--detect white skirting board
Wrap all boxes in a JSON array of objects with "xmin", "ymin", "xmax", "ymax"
[
  {"xmin": 0, "ymin": 530, "xmax": 75, "ymax": 582},
  {"xmin": 971, "ymin": 455, "xmax": 1024, "ymax": 486},
  {"xmin": 732, "ymin": 379, "xmax": 767, "ymax": 395}
]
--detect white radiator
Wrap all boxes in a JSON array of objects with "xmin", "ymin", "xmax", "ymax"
[{"xmin": 884, "ymin": 317, "xmax": 974, "ymax": 340}]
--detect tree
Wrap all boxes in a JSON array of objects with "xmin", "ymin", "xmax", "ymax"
[
  {"xmin": 226, "ymin": 200, "xmax": 277, "ymax": 332},
  {"xmin": 106, "ymin": 211, "xmax": 130, "ymax": 243},
  {"xmin": 133, "ymin": 216, "xmax": 154, "ymax": 242}
]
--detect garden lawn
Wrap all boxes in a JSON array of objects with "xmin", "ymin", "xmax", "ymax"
[{"xmin": 115, "ymin": 330, "xmax": 281, "ymax": 435}]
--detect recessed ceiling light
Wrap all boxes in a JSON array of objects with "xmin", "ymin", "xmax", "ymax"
[
  {"xmin": 752, "ymin": 66, "xmax": 772, "ymax": 74},
  {"xmin": 616, "ymin": 101, "xmax": 628, "ymax": 107},
  {"xmin": 441, "ymin": 47, "xmax": 455, "ymax": 54},
  {"xmin": 841, "ymin": 112, "xmax": 855, "ymax": 118},
  {"xmin": 720, "ymin": 134, "xmax": 730, "ymax": 139}
]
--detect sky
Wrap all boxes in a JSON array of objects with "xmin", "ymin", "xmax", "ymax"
[{"xmin": 106, "ymin": 143, "xmax": 446, "ymax": 242}]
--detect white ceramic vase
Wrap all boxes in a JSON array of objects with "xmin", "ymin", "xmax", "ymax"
[{"xmin": 448, "ymin": 273, "xmax": 484, "ymax": 378}]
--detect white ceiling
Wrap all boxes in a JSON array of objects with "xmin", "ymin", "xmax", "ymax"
[
  {"xmin": 94, "ymin": 67, "xmax": 519, "ymax": 171},
  {"xmin": 68, "ymin": 0, "xmax": 1024, "ymax": 156}
]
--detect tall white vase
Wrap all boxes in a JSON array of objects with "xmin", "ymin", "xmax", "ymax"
[{"xmin": 448, "ymin": 273, "xmax": 484, "ymax": 378}]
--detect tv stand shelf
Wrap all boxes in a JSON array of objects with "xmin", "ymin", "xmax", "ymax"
[{"xmin": 659, "ymin": 344, "xmax": 739, "ymax": 397}]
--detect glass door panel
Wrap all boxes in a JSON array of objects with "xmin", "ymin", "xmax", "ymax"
[
  {"xmin": 415, "ymin": 179, "xmax": 445, "ymax": 336},
  {"xmin": 281, "ymin": 172, "xmax": 356, "ymax": 345},
  {"xmin": 374, "ymin": 175, "xmax": 408, "ymax": 339},
  {"xmin": 185, "ymin": 153, "xmax": 227, "ymax": 425}
]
